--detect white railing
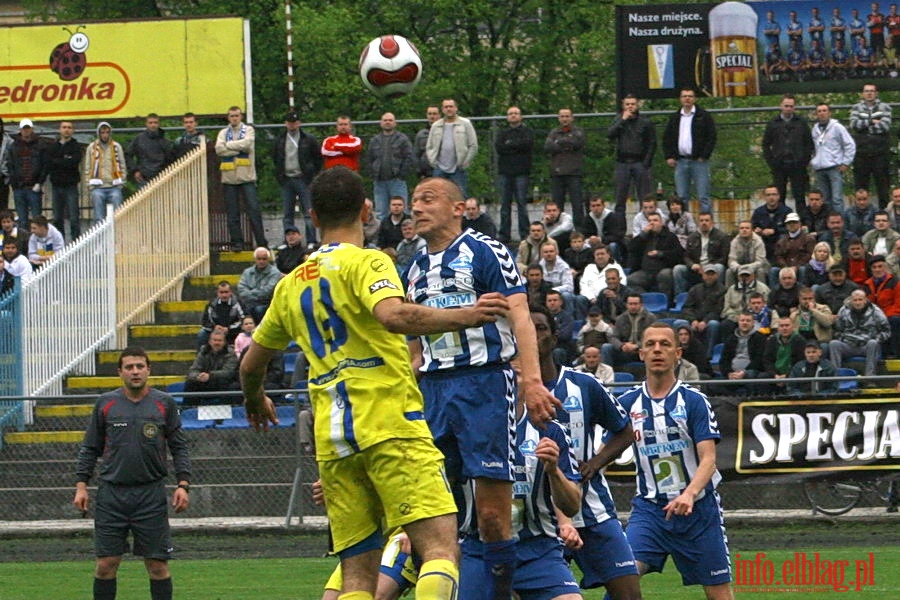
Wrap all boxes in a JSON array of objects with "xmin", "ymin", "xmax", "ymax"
[
  {"xmin": 20, "ymin": 147, "xmax": 209, "ymax": 397},
  {"xmin": 113, "ymin": 148, "xmax": 210, "ymax": 344}
]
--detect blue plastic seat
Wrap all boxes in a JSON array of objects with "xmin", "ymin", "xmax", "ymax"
[
  {"xmin": 167, "ymin": 381, "xmax": 185, "ymax": 405},
  {"xmin": 641, "ymin": 292, "xmax": 668, "ymax": 313},
  {"xmin": 710, "ymin": 343, "xmax": 724, "ymax": 367},
  {"xmin": 611, "ymin": 371, "xmax": 636, "ymax": 395},
  {"xmin": 671, "ymin": 292, "xmax": 688, "ymax": 313},
  {"xmin": 179, "ymin": 407, "xmax": 215, "ymax": 430},
  {"xmin": 836, "ymin": 367, "xmax": 858, "ymax": 391},
  {"xmin": 283, "ymin": 352, "xmax": 300, "ymax": 375}
]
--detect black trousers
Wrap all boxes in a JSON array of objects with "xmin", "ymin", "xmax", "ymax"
[
  {"xmin": 771, "ymin": 164, "xmax": 808, "ymax": 212},
  {"xmin": 854, "ymin": 152, "xmax": 891, "ymax": 209}
]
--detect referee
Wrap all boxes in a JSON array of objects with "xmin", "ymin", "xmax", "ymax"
[{"xmin": 74, "ymin": 347, "xmax": 192, "ymax": 600}]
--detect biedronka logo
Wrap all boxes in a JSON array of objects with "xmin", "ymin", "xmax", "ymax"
[{"xmin": 0, "ymin": 26, "xmax": 131, "ymax": 119}]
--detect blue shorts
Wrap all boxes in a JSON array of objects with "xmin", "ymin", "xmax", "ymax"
[
  {"xmin": 571, "ymin": 518, "xmax": 639, "ymax": 588},
  {"xmin": 419, "ymin": 363, "xmax": 516, "ymax": 482},
  {"xmin": 460, "ymin": 535, "xmax": 581, "ymax": 600},
  {"xmin": 379, "ymin": 532, "xmax": 420, "ymax": 592},
  {"xmin": 625, "ymin": 491, "xmax": 731, "ymax": 586}
]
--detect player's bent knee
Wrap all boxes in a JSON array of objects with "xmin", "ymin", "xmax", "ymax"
[{"xmin": 144, "ymin": 558, "xmax": 170, "ymax": 579}]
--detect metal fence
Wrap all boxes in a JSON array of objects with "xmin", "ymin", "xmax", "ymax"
[
  {"xmin": 3, "ymin": 379, "xmax": 896, "ymax": 522},
  {"xmin": 11, "ymin": 147, "xmax": 209, "ymax": 400}
]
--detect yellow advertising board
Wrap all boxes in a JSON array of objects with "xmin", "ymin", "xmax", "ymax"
[{"xmin": 0, "ymin": 17, "xmax": 251, "ymax": 121}]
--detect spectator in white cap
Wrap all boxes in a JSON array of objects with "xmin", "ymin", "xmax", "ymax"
[
  {"xmin": 772, "ymin": 210, "xmax": 816, "ymax": 284},
  {"xmin": 7, "ymin": 118, "xmax": 46, "ymax": 226}
]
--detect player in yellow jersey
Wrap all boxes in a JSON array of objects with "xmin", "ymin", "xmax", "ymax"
[{"xmin": 241, "ymin": 166, "xmax": 510, "ymax": 600}]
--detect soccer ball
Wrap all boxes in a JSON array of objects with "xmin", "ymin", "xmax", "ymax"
[{"xmin": 359, "ymin": 35, "xmax": 422, "ymax": 99}]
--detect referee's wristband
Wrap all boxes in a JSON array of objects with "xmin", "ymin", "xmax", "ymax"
[{"xmin": 177, "ymin": 483, "xmax": 190, "ymax": 493}]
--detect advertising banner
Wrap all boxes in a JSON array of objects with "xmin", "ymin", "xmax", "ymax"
[
  {"xmin": 604, "ymin": 396, "xmax": 899, "ymax": 481},
  {"xmin": 0, "ymin": 17, "xmax": 251, "ymax": 121},
  {"xmin": 616, "ymin": 1, "xmax": 900, "ymax": 99}
]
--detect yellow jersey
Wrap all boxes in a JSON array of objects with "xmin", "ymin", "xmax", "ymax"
[{"xmin": 253, "ymin": 243, "xmax": 432, "ymax": 461}]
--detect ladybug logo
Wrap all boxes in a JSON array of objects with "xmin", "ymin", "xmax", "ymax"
[{"xmin": 49, "ymin": 26, "xmax": 89, "ymax": 81}]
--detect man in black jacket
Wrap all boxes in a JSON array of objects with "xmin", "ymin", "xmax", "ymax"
[
  {"xmin": 126, "ymin": 113, "xmax": 172, "ymax": 187},
  {"xmin": 272, "ymin": 111, "xmax": 322, "ymax": 248},
  {"xmin": 578, "ymin": 196, "xmax": 627, "ymax": 263},
  {"xmin": 762, "ymin": 94, "xmax": 813, "ymax": 211},
  {"xmin": 673, "ymin": 211, "xmax": 729, "ymax": 296},
  {"xmin": 45, "ymin": 121, "xmax": 83, "ymax": 241},
  {"xmin": 663, "ymin": 88, "xmax": 717, "ymax": 214},
  {"xmin": 627, "ymin": 212, "xmax": 683, "ymax": 301},
  {"xmin": 366, "ymin": 112, "xmax": 413, "ymax": 220},
  {"xmin": 494, "ymin": 106, "xmax": 534, "ymax": 244},
  {"xmin": 608, "ymin": 94, "xmax": 656, "ymax": 215},
  {"xmin": 720, "ymin": 310, "xmax": 767, "ymax": 384}
]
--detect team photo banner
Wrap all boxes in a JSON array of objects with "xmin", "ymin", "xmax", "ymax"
[
  {"xmin": 605, "ymin": 396, "xmax": 899, "ymax": 481},
  {"xmin": 616, "ymin": 1, "xmax": 900, "ymax": 100},
  {"xmin": 0, "ymin": 17, "xmax": 251, "ymax": 121}
]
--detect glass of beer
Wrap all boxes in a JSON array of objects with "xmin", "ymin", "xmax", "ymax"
[{"xmin": 708, "ymin": 2, "xmax": 759, "ymax": 96}]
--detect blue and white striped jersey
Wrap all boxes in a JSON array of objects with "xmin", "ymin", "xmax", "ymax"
[
  {"xmin": 402, "ymin": 229, "xmax": 524, "ymax": 372},
  {"xmin": 617, "ymin": 380, "xmax": 721, "ymax": 503},
  {"xmin": 458, "ymin": 414, "xmax": 581, "ymax": 541},
  {"xmin": 551, "ymin": 367, "xmax": 629, "ymax": 527}
]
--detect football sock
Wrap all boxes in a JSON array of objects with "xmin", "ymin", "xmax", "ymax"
[
  {"xmin": 337, "ymin": 593, "xmax": 374, "ymax": 600},
  {"xmin": 483, "ymin": 539, "xmax": 517, "ymax": 600},
  {"xmin": 416, "ymin": 558, "xmax": 459, "ymax": 599},
  {"xmin": 150, "ymin": 577, "xmax": 172, "ymax": 600},
  {"xmin": 93, "ymin": 577, "xmax": 116, "ymax": 600}
]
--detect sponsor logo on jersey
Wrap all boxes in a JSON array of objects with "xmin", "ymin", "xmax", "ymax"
[
  {"xmin": 638, "ymin": 439, "xmax": 689, "ymax": 456},
  {"xmin": 368, "ymin": 278, "xmax": 398, "ymax": 294},
  {"xmin": 563, "ymin": 395, "xmax": 583, "ymax": 411},
  {"xmin": 370, "ymin": 258, "xmax": 388, "ymax": 273},
  {"xmin": 423, "ymin": 292, "xmax": 475, "ymax": 309},
  {"xmin": 519, "ymin": 439, "xmax": 537, "ymax": 455},
  {"xmin": 630, "ymin": 409, "xmax": 648, "ymax": 423},
  {"xmin": 448, "ymin": 254, "xmax": 473, "ymax": 272},
  {"xmin": 481, "ymin": 460, "xmax": 503, "ymax": 469}
]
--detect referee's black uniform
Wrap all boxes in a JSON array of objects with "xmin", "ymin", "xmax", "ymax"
[{"xmin": 76, "ymin": 387, "xmax": 191, "ymax": 598}]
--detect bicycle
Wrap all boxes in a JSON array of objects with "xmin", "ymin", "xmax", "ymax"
[{"xmin": 804, "ymin": 473, "xmax": 900, "ymax": 516}]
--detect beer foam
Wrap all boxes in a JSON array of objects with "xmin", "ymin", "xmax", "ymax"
[{"xmin": 709, "ymin": 1, "xmax": 758, "ymax": 38}]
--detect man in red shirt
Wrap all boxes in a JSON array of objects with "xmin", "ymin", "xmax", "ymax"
[{"xmin": 321, "ymin": 115, "xmax": 363, "ymax": 171}]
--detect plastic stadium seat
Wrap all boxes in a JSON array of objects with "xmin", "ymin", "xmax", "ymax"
[
  {"xmin": 179, "ymin": 407, "xmax": 215, "ymax": 430},
  {"xmin": 611, "ymin": 371, "xmax": 636, "ymax": 395},
  {"xmin": 836, "ymin": 368, "xmax": 858, "ymax": 391},
  {"xmin": 671, "ymin": 292, "xmax": 688, "ymax": 313},
  {"xmin": 167, "ymin": 381, "xmax": 185, "ymax": 405},
  {"xmin": 710, "ymin": 343, "xmax": 724, "ymax": 367},
  {"xmin": 283, "ymin": 352, "xmax": 300, "ymax": 375},
  {"xmin": 641, "ymin": 292, "xmax": 668, "ymax": 313}
]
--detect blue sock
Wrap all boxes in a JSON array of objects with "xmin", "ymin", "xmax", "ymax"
[{"xmin": 483, "ymin": 538, "xmax": 517, "ymax": 600}]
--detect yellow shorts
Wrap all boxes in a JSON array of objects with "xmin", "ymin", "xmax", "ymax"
[{"xmin": 319, "ymin": 437, "xmax": 456, "ymax": 554}]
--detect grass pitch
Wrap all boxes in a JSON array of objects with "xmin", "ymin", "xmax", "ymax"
[{"xmin": 1, "ymin": 546, "xmax": 897, "ymax": 599}]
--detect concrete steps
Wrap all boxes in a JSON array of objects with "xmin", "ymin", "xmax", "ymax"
[
  {"xmin": 66, "ymin": 374, "xmax": 185, "ymax": 395},
  {"xmin": 155, "ymin": 300, "xmax": 208, "ymax": 325},
  {"xmin": 96, "ymin": 349, "xmax": 197, "ymax": 376}
]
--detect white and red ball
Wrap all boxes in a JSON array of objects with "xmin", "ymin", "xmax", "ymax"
[{"xmin": 359, "ymin": 35, "xmax": 422, "ymax": 99}]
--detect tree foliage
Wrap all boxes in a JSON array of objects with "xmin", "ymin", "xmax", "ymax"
[{"xmin": 23, "ymin": 0, "xmax": 618, "ymax": 122}]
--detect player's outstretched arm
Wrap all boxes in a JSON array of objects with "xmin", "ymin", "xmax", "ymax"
[
  {"xmin": 372, "ymin": 293, "xmax": 509, "ymax": 336},
  {"xmin": 239, "ymin": 341, "xmax": 279, "ymax": 432},
  {"xmin": 507, "ymin": 293, "xmax": 562, "ymax": 427},
  {"xmin": 663, "ymin": 438, "xmax": 717, "ymax": 520}
]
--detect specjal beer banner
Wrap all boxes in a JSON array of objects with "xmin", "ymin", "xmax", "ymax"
[
  {"xmin": 604, "ymin": 396, "xmax": 899, "ymax": 481},
  {"xmin": 0, "ymin": 17, "xmax": 252, "ymax": 121},
  {"xmin": 616, "ymin": 1, "xmax": 900, "ymax": 99}
]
